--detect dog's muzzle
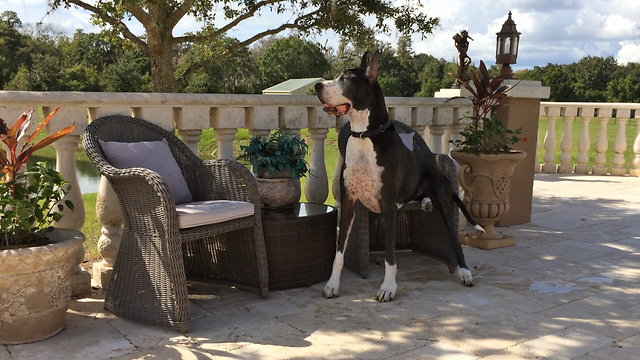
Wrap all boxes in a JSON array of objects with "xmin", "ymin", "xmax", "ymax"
[{"xmin": 322, "ymin": 103, "xmax": 350, "ymax": 117}]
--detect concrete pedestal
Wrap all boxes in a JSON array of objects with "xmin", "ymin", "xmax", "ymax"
[{"xmin": 495, "ymin": 80, "xmax": 550, "ymax": 226}]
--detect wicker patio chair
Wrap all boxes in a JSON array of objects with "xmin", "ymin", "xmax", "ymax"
[
  {"xmin": 83, "ymin": 115, "xmax": 269, "ymax": 332},
  {"xmin": 337, "ymin": 120, "xmax": 466, "ymax": 278}
]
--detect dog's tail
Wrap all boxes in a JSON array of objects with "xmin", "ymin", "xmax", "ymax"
[{"xmin": 452, "ymin": 195, "xmax": 485, "ymax": 233}]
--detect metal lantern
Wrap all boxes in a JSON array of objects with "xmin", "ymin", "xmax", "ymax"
[{"xmin": 496, "ymin": 11, "xmax": 520, "ymax": 79}]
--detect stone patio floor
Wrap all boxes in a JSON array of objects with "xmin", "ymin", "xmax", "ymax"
[{"xmin": 3, "ymin": 173, "xmax": 640, "ymax": 360}]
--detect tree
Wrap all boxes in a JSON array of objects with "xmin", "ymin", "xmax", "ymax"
[
  {"xmin": 257, "ymin": 36, "xmax": 330, "ymax": 89},
  {"xmin": 51, "ymin": 0, "xmax": 440, "ymax": 93},
  {"xmin": 0, "ymin": 11, "xmax": 26, "ymax": 89},
  {"xmin": 571, "ymin": 56, "xmax": 619, "ymax": 102}
]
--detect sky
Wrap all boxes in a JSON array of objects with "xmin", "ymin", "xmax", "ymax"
[{"xmin": 2, "ymin": 0, "xmax": 640, "ymax": 71}]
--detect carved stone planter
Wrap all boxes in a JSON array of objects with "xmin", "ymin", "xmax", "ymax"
[
  {"xmin": 451, "ymin": 150, "xmax": 526, "ymax": 250},
  {"xmin": 0, "ymin": 228, "xmax": 85, "ymax": 344},
  {"xmin": 255, "ymin": 177, "xmax": 301, "ymax": 209}
]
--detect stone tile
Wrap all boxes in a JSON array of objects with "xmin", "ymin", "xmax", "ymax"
[
  {"xmin": 539, "ymin": 295, "xmax": 640, "ymax": 339},
  {"xmin": 522, "ymin": 240, "xmax": 611, "ymax": 263},
  {"xmin": 109, "ymin": 317, "xmax": 188, "ymax": 349},
  {"xmin": 592, "ymin": 333, "xmax": 640, "ymax": 360},
  {"xmin": 389, "ymin": 341, "xmax": 479, "ymax": 360},
  {"xmin": 0, "ymin": 347, "xmax": 11, "ymax": 360},
  {"xmin": 415, "ymin": 308, "xmax": 564, "ymax": 357},
  {"xmin": 8, "ymin": 322, "xmax": 133, "ymax": 360},
  {"xmin": 188, "ymin": 305, "xmax": 312, "ymax": 349},
  {"xmin": 516, "ymin": 327, "xmax": 616, "ymax": 360},
  {"xmin": 108, "ymin": 342, "xmax": 215, "ymax": 360}
]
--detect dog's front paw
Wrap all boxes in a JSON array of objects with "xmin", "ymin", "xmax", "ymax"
[
  {"xmin": 323, "ymin": 279, "xmax": 340, "ymax": 298},
  {"xmin": 375, "ymin": 284, "xmax": 397, "ymax": 302},
  {"xmin": 421, "ymin": 197, "xmax": 433, "ymax": 212},
  {"xmin": 455, "ymin": 266, "xmax": 474, "ymax": 287}
]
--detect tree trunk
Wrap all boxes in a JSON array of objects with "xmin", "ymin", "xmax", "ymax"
[{"xmin": 147, "ymin": 32, "xmax": 176, "ymax": 93}]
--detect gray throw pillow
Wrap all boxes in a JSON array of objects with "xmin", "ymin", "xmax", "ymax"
[{"xmin": 99, "ymin": 138, "xmax": 193, "ymax": 204}]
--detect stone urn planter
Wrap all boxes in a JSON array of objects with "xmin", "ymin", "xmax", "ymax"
[
  {"xmin": 451, "ymin": 150, "xmax": 526, "ymax": 250},
  {"xmin": 0, "ymin": 228, "xmax": 85, "ymax": 345},
  {"xmin": 255, "ymin": 170, "xmax": 301, "ymax": 209}
]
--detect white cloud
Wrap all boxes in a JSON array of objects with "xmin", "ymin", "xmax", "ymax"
[{"xmin": 617, "ymin": 41, "xmax": 640, "ymax": 65}]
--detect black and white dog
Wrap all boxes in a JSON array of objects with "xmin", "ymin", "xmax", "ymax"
[{"xmin": 315, "ymin": 51, "xmax": 483, "ymax": 302}]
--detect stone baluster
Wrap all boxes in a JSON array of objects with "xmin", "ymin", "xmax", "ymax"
[
  {"xmin": 212, "ymin": 107, "xmax": 244, "ymax": 159},
  {"xmin": 428, "ymin": 125, "xmax": 446, "ymax": 154},
  {"xmin": 442, "ymin": 107, "xmax": 460, "ymax": 154},
  {"xmin": 630, "ymin": 113, "xmax": 640, "ymax": 177},
  {"xmin": 574, "ymin": 107, "xmax": 594, "ymax": 174},
  {"xmin": 557, "ymin": 106, "xmax": 575, "ymax": 173},
  {"xmin": 93, "ymin": 177, "xmax": 123, "ymax": 289},
  {"xmin": 541, "ymin": 106, "xmax": 560, "ymax": 173},
  {"xmin": 592, "ymin": 107, "xmax": 612, "ymax": 175},
  {"xmin": 306, "ymin": 107, "xmax": 333, "ymax": 204},
  {"xmin": 178, "ymin": 129, "xmax": 203, "ymax": 155},
  {"xmin": 176, "ymin": 106, "xmax": 210, "ymax": 155},
  {"xmin": 306, "ymin": 128, "xmax": 329, "ymax": 204},
  {"xmin": 43, "ymin": 106, "xmax": 91, "ymax": 296},
  {"xmin": 331, "ymin": 116, "xmax": 348, "ymax": 206},
  {"xmin": 611, "ymin": 109, "xmax": 630, "ymax": 176}
]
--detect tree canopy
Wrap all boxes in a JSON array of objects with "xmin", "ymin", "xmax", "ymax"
[{"xmin": 50, "ymin": 0, "xmax": 439, "ymax": 92}]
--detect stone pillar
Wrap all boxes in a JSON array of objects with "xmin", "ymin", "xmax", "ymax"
[
  {"xmin": 575, "ymin": 108, "xmax": 594, "ymax": 174},
  {"xmin": 592, "ymin": 109, "xmax": 612, "ymax": 175},
  {"xmin": 213, "ymin": 128, "xmax": 237, "ymax": 160},
  {"xmin": 541, "ymin": 106, "xmax": 559, "ymax": 173},
  {"xmin": 631, "ymin": 117, "xmax": 640, "ymax": 177},
  {"xmin": 178, "ymin": 129, "xmax": 203, "ymax": 155},
  {"xmin": 557, "ymin": 107, "xmax": 575, "ymax": 174},
  {"xmin": 93, "ymin": 176, "xmax": 123, "ymax": 289},
  {"xmin": 44, "ymin": 106, "xmax": 90, "ymax": 297},
  {"xmin": 306, "ymin": 128, "xmax": 329, "ymax": 204},
  {"xmin": 427, "ymin": 125, "xmax": 446, "ymax": 154},
  {"xmin": 495, "ymin": 80, "xmax": 550, "ymax": 226}
]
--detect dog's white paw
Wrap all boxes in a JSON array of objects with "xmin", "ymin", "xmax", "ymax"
[
  {"xmin": 376, "ymin": 285, "xmax": 397, "ymax": 302},
  {"xmin": 323, "ymin": 279, "xmax": 340, "ymax": 298},
  {"xmin": 421, "ymin": 197, "xmax": 433, "ymax": 212},
  {"xmin": 455, "ymin": 266, "xmax": 474, "ymax": 287}
]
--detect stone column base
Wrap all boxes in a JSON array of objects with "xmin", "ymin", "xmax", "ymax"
[
  {"xmin": 71, "ymin": 269, "xmax": 92, "ymax": 297},
  {"xmin": 459, "ymin": 231, "xmax": 516, "ymax": 250},
  {"xmin": 611, "ymin": 167, "xmax": 626, "ymax": 176},
  {"xmin": 630, "ymin": 168, "xmax": 640, "ymax": 177},
  {"xmin": 92, "ymin": 260, "xmax": 113, "ymax": 289}
]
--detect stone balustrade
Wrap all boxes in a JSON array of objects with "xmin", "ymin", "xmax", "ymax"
[{"xmin": 538, "ymin": 102, "xmax": 640, "ymax": 176}]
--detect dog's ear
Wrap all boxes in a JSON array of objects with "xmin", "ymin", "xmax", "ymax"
[
  {"xmin": 365, "ymin": 50, "xmax": 379, "ymax": 81},
  {"xmin": 360, "ymin": 51, "xmax": 370, "ymax": 69}
]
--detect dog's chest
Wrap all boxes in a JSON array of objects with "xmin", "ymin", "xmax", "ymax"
[{"xmin": 343, "ymin": 137, "xmax": 384, "ymax": 213}]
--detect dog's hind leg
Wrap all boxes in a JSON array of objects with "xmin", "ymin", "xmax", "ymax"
[
  {"xmin": 324, "ymin": 197, "xmax": 356, "ymax": 299},
  {"xmin": 376, "ymin": 204, "xmax": 398, "ymax": 302}
]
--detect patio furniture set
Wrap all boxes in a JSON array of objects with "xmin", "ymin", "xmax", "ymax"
[{"xmin": 83, "ymin": 115, "xmax": 467, "ymax": 332}]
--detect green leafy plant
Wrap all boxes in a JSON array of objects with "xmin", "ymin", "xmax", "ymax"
[
  {"xmin": 238, "ymin": 129, "xmax": 308, "ymax": 179},
  {"xmin": 0, "ymin": 108, "xmax": 75, "ymax": 248},
  {"xmin": 447, "ymin": 60, "xmax": 522, "ymax": 155}
]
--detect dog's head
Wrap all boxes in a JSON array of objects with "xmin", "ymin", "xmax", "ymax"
[{"xmin": 315, "ymin": 50, "xmax": 381, "ymax": 118}]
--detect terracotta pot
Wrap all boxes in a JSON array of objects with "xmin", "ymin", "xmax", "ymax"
[
  {"xmin": 0, "ymin": 228, "xmax": 85, "ymax": 344},
  {"xmin": 451, "ymin": 150, "xmax": 526, "ymax": 248}
]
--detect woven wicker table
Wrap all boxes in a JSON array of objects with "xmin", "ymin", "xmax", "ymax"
[{"xmin": 262, "ymin": 203, "xmax": 337, "ymax": 290}]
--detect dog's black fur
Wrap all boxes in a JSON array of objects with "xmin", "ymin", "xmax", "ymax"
[{"xmin": 316, "ymin": 51, "xmax": 482, "ymax": 302}]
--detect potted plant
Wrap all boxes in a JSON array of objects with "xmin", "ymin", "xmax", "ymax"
[
  {"xmin": 0, "ymin": 108, "xmax": 84, "ymax": 344},
  {"xmin": 238, "ymin": 129, "xmax": 308, "ymax": 209},
  {"xmin": 447, "ymin": 60, "xmax": 526, "ymax": 249}
]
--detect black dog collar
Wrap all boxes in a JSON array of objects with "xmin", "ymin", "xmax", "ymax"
[{"xmin": 350, "ymin": 120, "xmax": 391, "ymax": 138}]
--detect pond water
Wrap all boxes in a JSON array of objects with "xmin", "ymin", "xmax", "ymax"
[{"xmin": 29, "ymin": 153, "xmax": 102, "ymax": 194}]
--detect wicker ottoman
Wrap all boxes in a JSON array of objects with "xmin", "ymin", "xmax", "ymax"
[{"xmin": 262, "ymin": 203, "xmax": 337, "ymax": 290}]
